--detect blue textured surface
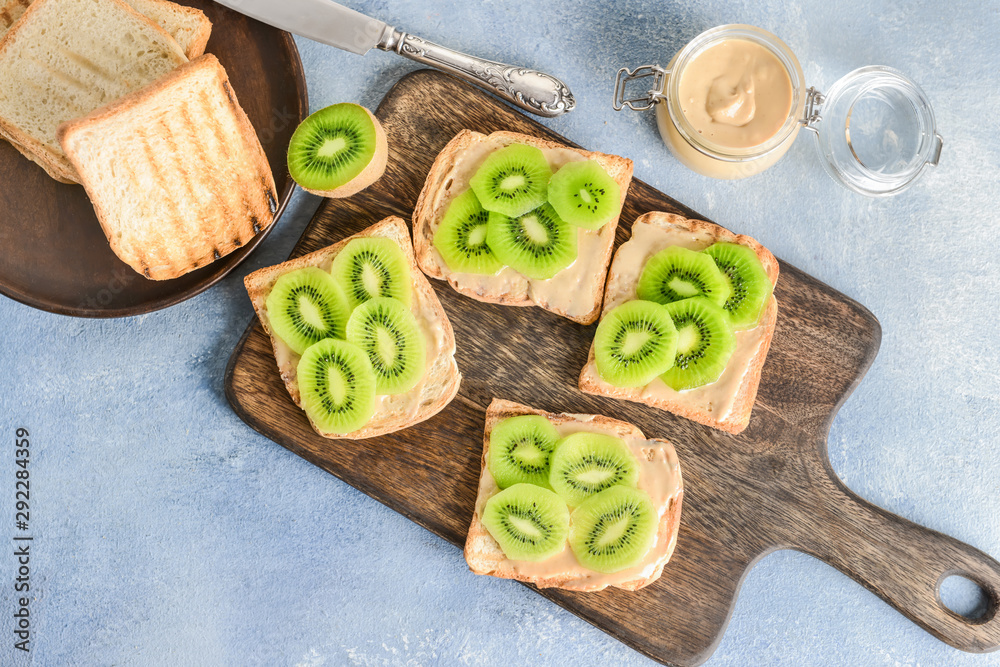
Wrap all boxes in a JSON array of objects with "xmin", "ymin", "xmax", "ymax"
[{"xmin": 2, "ymin": 1, "xmax": 999, "ymax": 665}]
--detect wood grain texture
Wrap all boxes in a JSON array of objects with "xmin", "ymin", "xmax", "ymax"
[
  {"xmin": 0, "ymin": 0, "xmax": 307, "ymax": 317},
  {"xmin": 224, "ymin": 70, "xmax": 1000, "ymax": 666}
]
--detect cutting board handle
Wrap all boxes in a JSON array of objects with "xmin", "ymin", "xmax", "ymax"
[{"xmin": 800, "ymin": 475, "xmax": 1000, "ymax": 652}]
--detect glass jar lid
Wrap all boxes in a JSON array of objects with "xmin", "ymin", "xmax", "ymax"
[{"xmin": 805, "ymin": 66, "xmax": 943, "ymax": 197}]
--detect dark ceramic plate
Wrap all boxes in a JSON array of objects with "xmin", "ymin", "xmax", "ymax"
[{"xmin": 0, "ymin": 0, "xmax": 308, "ymax": 317}]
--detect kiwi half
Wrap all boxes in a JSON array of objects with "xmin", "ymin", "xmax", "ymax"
[
  {"xmin": 547, "ymin": 160, "xmax": 621, "ymax": 230},
  {"xmin": 287, "ymin": 103, "xmax": 387, "ymax": 198},
  {"xmin": 433, "ymin": 189, "xmax": 503, "ymax": 275},
  {"xmin": 470, "ymin": 144, "xmax": 552, "ymax": 217},
  {"xmin": 569, "ymin": 486, "xmax": 657, "ymax": 574},
  {"xmin": 482, "ymin": 483, "xmax": 570, "ymax": 562},
  {"xmin": 486, "ymin": 204, "xmax": 577, "ymax": 280},
  {"xmin": 346, "ymin": 297, "xmax": 426, "ymax": 395},
  {"xmin": 265, "ymin": 267, "xmax": 350, "ymax": 355},
  {"xmin": 594, "ymin": 300, "xmax": 678, "ymax": 387},
  {"xmin": 704, "ymin": 242, "xmax": 773, "ymax": 330},
  {"xmin": 488, "ymin": 415, "xmax": 560, "ymax": 490},
  {"xmin": 297, "ymin": 338, "xmax": 376, "ymax": 434},
  {"xmin": 549, "ymin": 432, "xmax": 640, "ymax": 507},
  {"xmin": 331, "ymin": 237, "xmax": 412, "ymax": 309},
  {"xmin": 661, "ymin": 296, "xmax": 737, "ymax": 391},
  {"xmin": 637, "ymin": 246, "xmax": 731, "ymax": 308}
]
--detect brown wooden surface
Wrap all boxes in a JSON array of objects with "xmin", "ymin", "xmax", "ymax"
[
  {"xmin": 0, "ymin": 0, "xmax": 307, "ymax": 317},
  {"xmin": 224, "ymin": 70, "xmax": 1000, "ymax": 666}
]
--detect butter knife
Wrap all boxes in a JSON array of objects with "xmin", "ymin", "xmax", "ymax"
[{"xmin": 214, "ymin": 0, "xmax": 576, "ymax": 117}]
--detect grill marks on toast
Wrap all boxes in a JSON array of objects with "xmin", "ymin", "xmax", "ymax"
[{"xmin": 0, "ymin": 0, "xmax": 30, "ymax": 31}]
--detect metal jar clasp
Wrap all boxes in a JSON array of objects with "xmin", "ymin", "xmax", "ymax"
[
  {"xmin": 613, "ymin": 65, "xmax": 669, "ymax": 111},
  {"xmin": 800, "ymin": 87, "xmax": 825, "ymax": 132}
]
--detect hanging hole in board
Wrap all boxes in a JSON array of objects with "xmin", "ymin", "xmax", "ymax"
[{"xmin": 938, "ymin": 573, "xmax": 995, "ymax": 622}]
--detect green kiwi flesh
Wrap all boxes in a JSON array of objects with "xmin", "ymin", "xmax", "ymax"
[
  {"xmin": 637, "ymin": 246, "xmax": 731, "ymax": 308},
  {"xmin": 704, "ymin": 242, "xmax": 773, "ymax": 330},
  {"xmin": 660, "ymin": 296, "xmax": 737, "ymax": 391},
  {"xmin": 331, "ymin": 237, "xmax": 412, "ymax": 309},
  {"xmin": 594, "ymin": 300, "xmax": 678, "ymax": 387},
  {"xmin": 486, "ymin": 204, "xmax": 578, "ymax": 280},
  {"xmin": 469, "ymin": 144, "xmax": 552, "ymax": 217},
  {"xmin": 549, "ymin": 432, "xmax": 640, "ymax": 507},
  {"xmin": 482, "ymin": 483, "xmax": 570, "ymax": 562},
  {"xmin": 287, "ymin": 103, "xmax": 378, "ymax": 192},
  {"xmin": 488, "ymin": 415, "xmax": 561, "ymax": 490},
  {"xmin": 433, "ymin": 189, "xmax": 503, "ymax": 275},
  {"xmin": 346, "ymin": 297, "xmax": 426, "ymax": 395},
  {"xmin": 297, "ymin": 338, "xmax": 376, "ymax": 434},
  {"xmin": 569, "ymin": 485, "xmax": 657, "ymax": 574},
  {"xmin": 265, "ymin": 267, "xmax": 351, "ymax": 355},
  {"xmin": 547, "ymin": 160, "xmax": 621, "ymax": 230}
]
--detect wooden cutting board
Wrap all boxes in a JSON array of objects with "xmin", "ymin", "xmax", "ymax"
[{"xmin": 225, "ymin": 70, "xmax": 1000, "ymax": 666}]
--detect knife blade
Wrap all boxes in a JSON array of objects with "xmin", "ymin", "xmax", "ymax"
[{"xmin": 213, "ymin": 0, "xmax": 575, "ymax": 117}]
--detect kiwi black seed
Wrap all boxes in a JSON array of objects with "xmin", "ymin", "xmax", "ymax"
[
  {"xmin": 469, "ymin": 144, "xmax": 552, "ymax": 217},
  {"xmin": 481, "ymin": 483, "xmax": 570, "ymax": 562},
  {"xmin": 488, "ymin": 415, "xmax": 561, "ymax": 489},
  {"xmin": 549, "ymin": 432, "xmax": 640, "ymax": 507},
  {"xmin": 660, "ymin": 296, "xmax": 737, "ymax": 391},
  {"xmin": 703, "ymin": 242, "xmax": 773, "ymax": 330},
  {"xmin": 637, "ymin": 246, "xmax": 731, "ymax": 307},
  {"xmin": 331, "ymin": 237, "xmax": 412, "ymax": 309},
  {"xmin": 265, "ymin": 267, "xmax": 350, "ymax": 355},
  {"xmin": 486, "ymin": 204, "xmax": 578, "ymax": 280},
  {"xmin": 569, "ymin": 486, "xmax": 657, "ymax": 574}
]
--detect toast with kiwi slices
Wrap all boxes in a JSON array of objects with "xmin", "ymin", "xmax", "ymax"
[
  {"xmin": 578, "ymin": 213, "xmax": 779, "ymax": 434},
  {"xmin": 412, "ymin": 130, "xmax": 633, "ymax": 325},
  {"xmin": 464, "ymin": 398, "xmax": 684, "ymax": 592},
  {"xmin": 244, "ymin": 216, "xmax": 461, "ymax": 440}
]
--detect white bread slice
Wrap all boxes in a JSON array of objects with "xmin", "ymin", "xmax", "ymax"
[
  {"xmin": 58, "ymin": 54, "xmax": 277, "ymax": 280},
  {"xmin": 0, "ymin": 0, "xmax": 188, "ymax": 182},
  {"xmin": 0, "ymin": 0, "xmax": 210, "ymax": 58},
  {"xmin": 412, "ymin": 130, "xmax": 634, "ymax": 325},
  {"xmin": 464, "ymin": 398, "xmax": 684, "ymax": 591},
  {"xmin": 243, "ymin": 216, "xmax": 462, "ymax": 440},
  {"xmin": 578, "ymin": 212, "xmax": 780, "ymax": 434}
]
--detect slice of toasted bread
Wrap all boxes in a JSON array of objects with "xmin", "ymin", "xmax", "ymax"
[
  {"xmin": 59, "ymin": 54, "xmax": 277, "ymax": 281},
  {"xmin": 244, "ymin": 216, "xmax": 462, "ymax": 440},
  {"xmin": 464, "ymin": 398, "xmax": 684, "ymax": 592},
  {"xmin": 0, "ymin": 0, "xmax": 189, "ymax": 183},
  {"xmin": 0, "ymin": 0, "xmax": 209, "ymax": 57},
  {"xmin": 578, "ymin": 212, "xmax": 780, "ymax": 434},
  {"xmin": 412, "ymin": 130, "xmax": 634, "ymax": 325}
]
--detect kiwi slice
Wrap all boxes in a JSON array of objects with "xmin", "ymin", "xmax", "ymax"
[
  {"xmin": 488, "ymin": 415, "xmax": 560, "ymax": 490},
  {"xmin": 432, "ymin": 189, "xmax": 503, "ymax": 275},
  {"xmin": 469, "ymin": 144, "xmax": 552, "ymax": 217},
  {"xmin": 287, "ymin": 103, "xmax": 387, "ymax": 198},
  {"xmin": 265, "ymin": 267, "xmax": 351, "ymax": 355},
  {"xmin": 482, "ymin": 483, "xmax": 570, "ymax": 562},
  {"xmin": 594, "ymin": 300, "xmax": 678, "ymax": 387},
  {"xmin": 637, "ymin": 246, "xmax": 732, "ymax": 308},
  {"xmin": 297, "ymin": 338, "xmax": 376, "ymax": 434},
  {"xmin": 660, "ymin": 296, "xmax": 737, "ymax": 391},
  {"xmin": 547, "ymin": 160, "xmax": 621, "ymax": 230},
  {"xmin": 569, "ymin": 486, "xmax": 657, "ymax": 574},
  {"xmin": 704, "ymin": 242, "xmax": 773, "ymax": 330},
  {"xmin": 486, "ymin": 204, "xmax": 578, "ymax": 280},
  {"xmin": 346, "ymin": 297, "xmax": 426, "ymax": 395},
  {"xmin": 331, "ymin": 237, "xmax": 412, "ymax": 309},
  {"xmin": 549, "ymin": 432, "xmax": 640, "ymax": 507}
]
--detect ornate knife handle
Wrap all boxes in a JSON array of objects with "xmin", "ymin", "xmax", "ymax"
[{"xmin": 376, "ymin": 27, "xmax": 575, "ymax": 118}]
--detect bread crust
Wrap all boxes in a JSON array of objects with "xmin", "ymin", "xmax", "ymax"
[
  {"xmin": 578, "ymin": 212, "xmax": 779, "ymax": 434},
  {"xmin": 463, "ymin": 398, "xmax": 684, "ymax": 592},
  {"xmin": 412, "ymin": 130, "xmax": 633, "ymax": 325},
  {"xmin": 59, "ymin": 54, "xmax": 276, "ymax": 281},
  {"xmin": 244, "ymin": 216, "xmax": 462, "ymax": 440}
]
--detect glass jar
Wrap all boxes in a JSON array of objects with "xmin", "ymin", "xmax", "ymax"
[{"xmin": 613, "ymin": 24, "xmax": 943, "ymax": 196}]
